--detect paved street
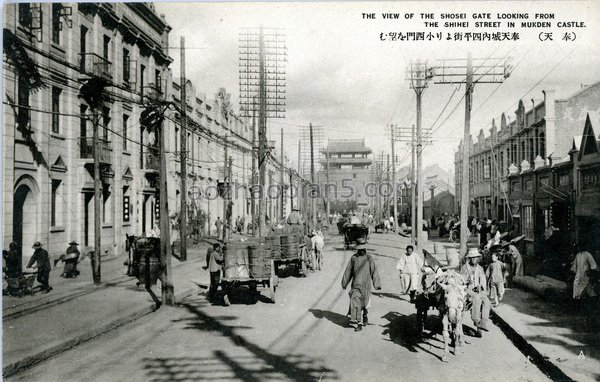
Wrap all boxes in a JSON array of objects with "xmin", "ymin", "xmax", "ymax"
[{"xmin": 8, "ymin": 233, "xmax": 549, "ymax": 382}]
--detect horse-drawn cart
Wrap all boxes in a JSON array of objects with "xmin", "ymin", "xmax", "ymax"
[
  {"xmin": 266, "ymin": 227, "xmax": 311, "ymax": 277},
  {"xmin": 220, "ymin": 240, "xmax": 279, "ymax": 305},
  {"xmin": 343, "ymin": 223, "xmax": 369, "ymax": 249}
]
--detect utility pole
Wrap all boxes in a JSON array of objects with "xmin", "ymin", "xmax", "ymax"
[
  {"xmin": 92, "ymin": 110, "xmax": 102, "ymax": 284},
  {"xmin": 325, "ymin": 146, "xmax": 330, "ymax": 224},
  {"xmin": 239, "ymin": 26, "xmax": 287, "ymax": 237},
  {"xmin": 406, "ymin": 61, "xmax": 434, "ymax": 255},
  {"xmin": 391, "ymin": 125, "xmax": 399, "ymax": 235},
  {"xmin": 386, "ymin": 153, "xmax": 390, "ymax": 218},
  {"xmin": 411, "ymin": 124, "xmax": 417, "ymax": 245},
  {"xmin": 159, "ymin": 104, "xmax": 175, "ymax": 305},
  {"xmin": 280, "ymin": 128, "xmax": 285, "ymax": 220},
  {"xmin": 434, "ymin": 53, "xmax": 511, "ymax": 258},
  {"xmin": 309, "ymin": 122, "xmax": 316, "ymax": 229},
  {"xmin": 222, "ymin": 138, "xmax": 229, "ymax": 242},
  {"xmin": 226, "ymin": 156, "xmax": 233, "ymax": 240},
  {"xmin": 179, "ymin": 35, "xmax": 188, "ymax": 261},
  {"xmin": 251, "ymin": 100, "xmax": 257, "ymax": 237}
]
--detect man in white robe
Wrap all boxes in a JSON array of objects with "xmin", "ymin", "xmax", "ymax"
[{"xmin": 396, "ymin": 245, "xmax": 423, "ymax": 302}]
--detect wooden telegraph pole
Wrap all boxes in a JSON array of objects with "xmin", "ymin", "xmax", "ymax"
[
  {"xmin": 411, "ymin": 124, "xmax": 417, "ymax": 245},
  {"xmin": 406, "ymin": 61, "xmax": 433, "ymax": 255},
  {"xmin": 434, "ymin": 53, "xmax": 511, "ymax": 258},
  {"xmin": 179, "ymin": 36, "xmax": 188, "ymax": 260},
  {"xmin": 159, "ymin": 104, "xmax": 175, "ymax": 305},
  {"xmin": 251, "ymin": 99, "xmax": 257, "ymax": 237},
  {"xmin": 238, "ymin": 26, "xmax": 287, "ymax": 237},
  {"xmin": 390, "ymin": 125, "xmax": 399, "ymax": 235},
  {"xmin": 222, "ymin": 138, "xmax": 228, "ymax": 241},
  {"xmin": 309, "ymin": 122, "xmax": 316, "ymax": 230},
  {"xmin": 280, "ymin": 128, "xmax": 285, "ymax": 220},
  {"xmin": 92, "ymin": 109, "xmax": 102, "ymax": 284}
]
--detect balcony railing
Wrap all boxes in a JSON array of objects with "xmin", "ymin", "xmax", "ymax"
[
  {"xmin": 80, "ymin": 137, "xmax": 112, "ymax": 163},
  {"xmin": 79, "ymin": 53, "xmax": 112, "ymax": 81},
  {"xmin": 145, "ymin": 151, "xmax": 160, "ymax": 171}
]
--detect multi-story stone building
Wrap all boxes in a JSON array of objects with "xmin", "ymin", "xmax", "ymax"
[
  {"xmin": 163, "ymin": 81, "xmax": 289, "ymax": 236},
  {"xmin": 3, "ymin": 2, "xmax": 172, "ymax": 267},
  {"xmin": 2, "ymin": 2, "xmax": 293, "ymax": 270},
  {"xmin": 454, "ymin": 81, "xmax": 600, "ymax": 274}
]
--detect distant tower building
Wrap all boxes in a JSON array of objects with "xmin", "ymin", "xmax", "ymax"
[{"xmin": 320, "ymin": 139, "xmax": 373, "ymax": 211}]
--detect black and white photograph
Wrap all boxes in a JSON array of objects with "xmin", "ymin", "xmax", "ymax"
[{"xmin": 2, "ymin": 1, "xmax": 600, "ymax": 381}]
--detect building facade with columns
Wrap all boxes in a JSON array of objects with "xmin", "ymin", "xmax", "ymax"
[
  {"xmin": 163, "ymin": 81, "xmax": 292, "ymax": 238},
  {"xmin": 3, "ymin": 2, "xmax": 172, "ymax": 267},
  {"xmin": 454, "ymin": 81, "xmax": 600, "ymax": 276}
]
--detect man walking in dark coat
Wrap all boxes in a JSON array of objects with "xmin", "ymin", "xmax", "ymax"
[
  {"xmin": 342, "ymin": 238, "xmax": 381, "ymax": 331},
  {"xmin": 27, "ymin": 241, "xmax": 52, "ymax": 293}
]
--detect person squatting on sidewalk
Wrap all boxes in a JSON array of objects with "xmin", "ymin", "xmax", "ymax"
[
  {"xmin": 54, "ymin": 241, "xmax": 81, "ymax": 278},
  {"xmin": 341, "ymin": 238, "xmax": 381, "ymax": 332},
  {"xmin": 27, "ymin": 241, "xmax": 53, "ymax": 293},
  {"xmin": 396, "ymin": 245, "xmax": 423, "ymax": 303},
  {"xmin": 461, "ymin": 248, "xmax": 490, "ymax": 337}
]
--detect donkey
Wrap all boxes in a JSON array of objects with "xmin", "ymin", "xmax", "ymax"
[{"xmin": 438, "ymin": 275, "xmax": 466, "ymax": 362}]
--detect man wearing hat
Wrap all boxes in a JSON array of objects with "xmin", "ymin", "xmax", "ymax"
[
  {"xmin": 341, "ymin": 238, "xmax": 382, "ymax": 331},
  {"xmin": 54, "ymin": 241, "xmax": 81, "ymax": 278},
  {"xmin": 27, "ymin": 242, "xmax": 52, "ymax": 293},
  {"xmin": 460, "ymin": 248, "xmax": 490, "ymax": 337}
]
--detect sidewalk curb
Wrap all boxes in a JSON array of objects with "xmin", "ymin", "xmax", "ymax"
[
  {"xmin": 2, "ymin": 285, "xmax": 198, "ymax": 378},
  {"xmin": 490, "ymin": 309, "xmax": 575, "ymax": 382}
]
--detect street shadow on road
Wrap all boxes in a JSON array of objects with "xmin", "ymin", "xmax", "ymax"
[
  {"xmin": 371, "ymin": 291, "xmax": 409, "ymax": 302},
  {"xmin": 381, "ymin": 311, "xmax": 446, "ymax": 361},
  {"xmin": 154, "ymin": 299, "xmax": 339, "ymax": 381},
  {"xmin": 308, "ymin": 308, "xmax": 348, "ymax": 328}
]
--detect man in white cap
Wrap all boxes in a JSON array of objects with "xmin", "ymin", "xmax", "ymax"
[
  {"xmin": 460, "ymin": 248, "xmax": 490, "ymax": 337},
  {"xmin": 342, "ymin": 238, "xmax": 381, "ymax": 331}
]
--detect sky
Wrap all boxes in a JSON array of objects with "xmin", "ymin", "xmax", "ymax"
[{"xmin": 155, "ymin": 1, "xmax": 600, "ymax": 176}]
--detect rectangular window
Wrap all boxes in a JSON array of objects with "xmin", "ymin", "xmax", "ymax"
[
  {"xmin": 140, "ymin": 64, "xmax": 146, "ymax": 96},
  {"xmin": 18, "ymin": 3, "xmax": 32, "ymax": 29},
  {"xmin": 539, "ymin": 176, "xmax": 549, "ymax": 188},
  {"xmin": 522, "ymin": 206, "xmax": 534, "ymax": 239},
  {"xmin": 483, "ymin": 163, "xmax": 491, "ymax": 180},
  {"xmin": 559, "ymin": 174, "xmax": 570, "ymax": 186},
  {"xmin": 103, "ymin": 35, "xmax": 110, "ymax": 61},
  {"xmin": 80, "ymin": 26, "xmax": 87, "ymax": 71},
  {"xmin": 51, "ymin": 87, "xmax": 61, "ymax": 133},
  {"xmin": 511, "ymin": 181, "xmax": 520, "ymax": 192},
  {"xmin": 51, "ymin": 180, "xmax": 61, "ymax": 226},
  {"xmin": 102, "ymin": 107, "xmax": 110, "ymax": 141},
  {"xmin": 123, "ymin": 114, "xmax": 129, "ymax": 151},
  {"xmin": 582, "ymin": 168, "xmax": 600, "ymax": 190},
  {"xmin": 79, "ymin": 104, "xmax": 88, "ymax": 138},
  {"xmin": 123, "ymin": 48, "xmax": 130, "ymax": 83},
  {"xmin": 102, "ymin": 190, "xmax": 111, "ymax": 224},
  {"xmin": 17, "ymin": 76, "xmax": 30, "ymax": 128},
  {"xmin": 524, "ymin": 179, "xmax": 533, "ymax": 191},
  {"xmin": 51, "ymin": 3, "xmax": 61, "ymax": 44}
]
